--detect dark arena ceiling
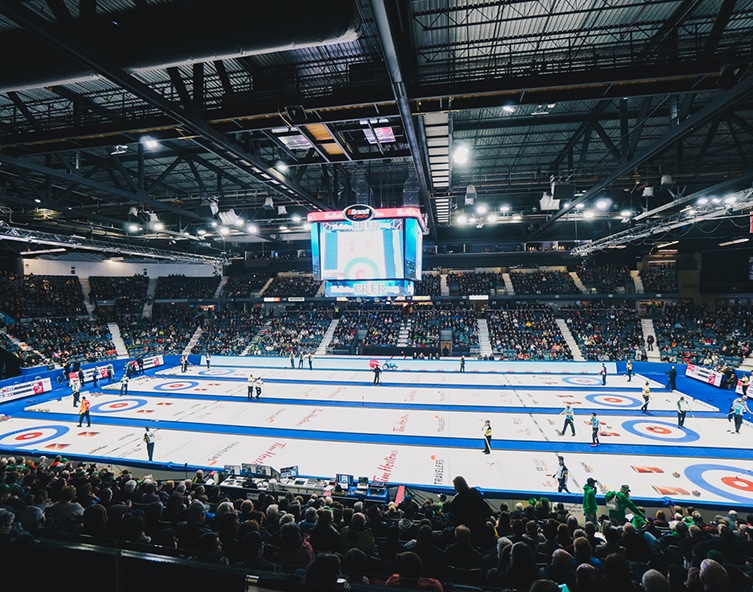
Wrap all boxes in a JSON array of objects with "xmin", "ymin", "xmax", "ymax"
[{"xmin": 1, "ymin": 0, "xmax": 753, "ymax": 265}]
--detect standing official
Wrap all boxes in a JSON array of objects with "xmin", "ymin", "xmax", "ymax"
[
  {"xmin": 482, "ymin": 420, "xmax": 492, "ymax": 454},
  {"xmin": 120, "ymin": 374, "xmax": 129, "ymax": 397},
  {"xmin": 459, "ymin": 356, "xmax": 466, "ymax": 372},
  {"xmin": 626, "ymin": 360, "xmax": 633, "ymax": 382},
  {"xmin": 667, "ymin": 365, "xmax": 677, "ymax": 391},
  {"xmin": 77, "ymin": 396, "xmax": 91, "ymax": 428},
  {"xmin": 599, "ymin": 363, "xmax": 607, "ymax": 385},
  {"xmin": 254, "ymin": 376, "xmax": 264, "ymax": 399},
  {"xmin": 373, "ymin": 364, "xmax": 382, "ymax": 385}
]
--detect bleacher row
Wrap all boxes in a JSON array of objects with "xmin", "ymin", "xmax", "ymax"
[{"xmin": 0, "ymin": 264, "xmax": 748, "ymax": 371}]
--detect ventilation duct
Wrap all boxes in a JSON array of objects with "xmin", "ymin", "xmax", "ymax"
[{"xmin": 0, "ymin": 0, "xmax": 359, "ymax": 93}]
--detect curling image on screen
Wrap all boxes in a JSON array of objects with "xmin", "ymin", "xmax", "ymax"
[{"xmin": 320, "ymin": 219, "xmax": 405, "ymax": 280}]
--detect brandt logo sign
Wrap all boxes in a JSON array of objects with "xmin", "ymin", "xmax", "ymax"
[{"xmin": 343, "ymin": 204, "xmax": 375, "ymax": 222}]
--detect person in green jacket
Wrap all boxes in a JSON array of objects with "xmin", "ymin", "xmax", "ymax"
[
  {"xmin": 605, "ymin": 484, "xmax": 646, "ymax": 527},
  {"xmin": 583, "ymin": 477, "xmax": 598, "ymax": 525}
]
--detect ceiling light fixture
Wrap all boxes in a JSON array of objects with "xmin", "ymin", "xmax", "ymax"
[{"xmin": 719, "ymin": 238, "xmax": 749, "ymax": 247}]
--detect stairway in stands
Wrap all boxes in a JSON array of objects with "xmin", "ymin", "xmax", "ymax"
[
  {"xmin": 631, "ymin": 270, "xmax": 645, "ymax": 293},
  {"xmin": 501, "ymin": 272, "xmax": 515, "ymax": 295},
  {"xmin": 79, "ymin": 276, "xmax": 96, "ymax": 318},
  {"xmin": 476, "ymin": 319, "xmax": 493, "ymax": 358},
  {"xmin": 107, "ymin": 323, "xmax": 129, "ymax": 358},
  {"xmin": 316, "ymin": 318, "xmax": 340, "ymax": 355},
  {"xmin": 184, "ymin": 327, "xmax": 204, "ymax": 355},
  {"xmin": 641, "ymin": 318, "xmax": 661, "ymax": 361},
  {"xmin": 555, "ymin": 318, "xmax": 585, "ymax": 361},
  {"xmin": 142, "ymin": 277, "xmax": 158, "ymax": 318},
  {"xmin": 397, "ymin": 320, "xmax": 411, "ymax": 348}
]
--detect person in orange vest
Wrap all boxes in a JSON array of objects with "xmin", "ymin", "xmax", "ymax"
[{"xmin": 77, "ymin": 396, "xmax": 91, "ymax": 428}]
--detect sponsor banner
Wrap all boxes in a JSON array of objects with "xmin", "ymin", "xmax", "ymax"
[
  {"xmin": 685, "ymin": 363, "xmax": 723, "ymax": 387},
  {"xmin": 0, "ymin": 377, "xmax": 53, "ymax": 402}
]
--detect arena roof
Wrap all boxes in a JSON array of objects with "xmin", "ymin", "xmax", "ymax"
[{"xmin": 1, "ymin": 0, "xmax": 753, "ymax": 262}]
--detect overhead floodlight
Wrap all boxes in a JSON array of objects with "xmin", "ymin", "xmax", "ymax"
[
  {"xmin": 502, "ymin": 104, "xmax": 516, "ymax": 113},
  {"xmin": 595, "ymin": 198, "xmax": 611, "ymax": 210},
  {"xmin": 487, "ymin": 213, "xmax": 498, "ymax": 223},
  {"xmin": 275, "ymin": 161, "xmax": 289, "ymax": 174},
  {"xmin": 500, "ymin": 205, "xmax": 510, "ymax": 214},
  {"xmin": 583, "ymin": 210, "xmax": 595, "ymax": 219},
  {"xmin": 291, "ymin": 214, "xmax": 301, "ymax": 223},
  {"xmin": 128, "ymin": 206, "xmax": 139, "ymax": 217},
  {"xmin": 620, "ymin": 210, "xmax": 633, "ymax": 218},
  {"xmin": 453, "ymin": 145, "xmax": 471, "ymax": 166},
  {"xmin": 657, "ymin": 241, "xmax": 679, "ymax": 248},
  {"xmin": 456, "ymin": 213, "xmax": 468, "ymax": 225},
  {"xmin": 141, "ymin": 136, "xmax": 160, "ymax": 150},
  {"xmin": 475, "ymin": 203, "xmax": 487, "ymax": 215},
  {"xmin": 246, "ymin": 224, "xmax": 258, "ymax": 234}
]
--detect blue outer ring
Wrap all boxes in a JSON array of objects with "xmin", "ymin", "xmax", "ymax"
[
  {"xmin": 621, "ymin": 419, "xmax": 700, "ymax": 443},
  {"xmin": 684, "ymin": 463, "xmax": 753, "ymax": 505},
  {"xmin": 0, "ymin": 425, "xmax": 69, "ymax": 447},
  {"xmin": 585, "ymin": 393, "xmax": 642, "ymax": 407},
  {"xmin": 91, "ymin": 398, "xmax": 147, "ymax": 413},
  {"xmin": 198, "ymin": 369, "xmax": 234, "ymax": 376},
  {"xmin": 562, "ymin": 376, "xmax": 601, "ymax": 386},
  {"xmin": 154, "ymin": 380, "xmax": 199, "ymax": 391}
]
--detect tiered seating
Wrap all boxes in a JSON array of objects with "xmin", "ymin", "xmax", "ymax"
[
  {"xmin": 436, "ymin": 305, "xmax": 479, "ymax": 355},
  {"xmin": 412, "ymin": 272, "xmax": 442, "ymax": 296},
  {"xmin": 0, "ymin": 331, "xmax": 46, "ymax": 367},
  {"xmin": 575, "ymin": 263, "xmax": 632, "ymax": 294},
  {"xmin": 221, "ymin": 273, "xmax": 273, "ymax": 298},
  {"xmin": 119, "ymin": 305, "xmax": 199, "ymax": 356},
  {"xmin": 405, "ymin": 307, "xmax": 441, "ymax": 349},
  {"xmin": 0, "ymin": 272, "xmax": 87, "ymax": 319},
  {"xmin": 194, "ymin": 305, "xmax": 267, "ymax": 356},
  {"xmin": 263, "ymin": 274, "xmax": 321, "ymax": 297},
  {"xmin": 253, "ymin": 305, "xmax": 334, "ymax": 356},
  {"xmin": 509, "ymin": 270, "xmax": 580, "ymax": 295},
  {"xmin": 561, "ymin": 302, "xmax": 643, "ymax": 361},
  {"xmin": 651, "ymin": 302, "xmax": 753, "ymax": 366},
  {"xmin": 5, "ymin": 318, "xmax": 116, "ymax": 366},
  {"xmin": 328, "ymin": 307, "xmax": 402, "ymax": 353},
  {"xmin": 446, "ymin": 271, "xmax": 505, "ymax": 296},
  {"xmin": 487, "ymin": 306, "xmax": 572, "ymax": 360},
  {"xmin": 641, "ymin": 262, "xmax": 678, "ymax": 293},
  {"xmin": 154, "ymin": 275, "xmax": 221, "ymax": 299},
  {"xmin": 89, "ymin": 275, "xmax": 149, "ymax": 314}
]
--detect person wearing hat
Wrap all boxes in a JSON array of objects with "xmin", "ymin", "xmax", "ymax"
[
  {"xmin": 583, "ymin": 477, "xmax": 598, "ymax": 525},
  {"xmin": 599, "ymin": 363, "xmax": 607, "ymax": 385},
  {"xmin": 604, "ymin": 484, "xmax": 646, "ymax": 527}
]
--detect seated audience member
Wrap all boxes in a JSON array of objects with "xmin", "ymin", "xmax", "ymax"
[{"xmin": 386, "ymin": 551, "xmax": 444, "ymax": 591}]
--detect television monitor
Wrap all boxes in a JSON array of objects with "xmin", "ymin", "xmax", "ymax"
[
  {"xmin": 223, "ymin": 465, "xmax": 241, "ymax": 476},
  {"xmin": 336, "ymin": 473, "xmax": 352, "ymax": 487},
  {"xmin": 309, "ymin": 206, "xmax": 424, "ymax": 283},
  {"xmin": 280, "ymin": 465, "xmax": 299, "ymax": 479},
  {"xmin": 356, "ymin": 476, "xmax": 369, "ymax": 489},
  {"xmin": 241, "ymin": 463, "xmax": 257, "ymax": 476}
]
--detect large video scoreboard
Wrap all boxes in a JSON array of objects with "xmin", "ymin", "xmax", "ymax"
[{"xmin": 308, "ymin": 205, "xmax": 424, "ymax": 297}]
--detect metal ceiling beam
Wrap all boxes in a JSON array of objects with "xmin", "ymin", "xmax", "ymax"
[
  {"xmin": 370, "ymin": 0, "xmax": 436, "ymax": 238},
  {"xmin": 0, "ymin": 153, "xmax": 203, "ymax": 220},
  {"xmin": 531, "ymin": 71, "xmax": 753, "ymax": 238},
  {"xmin": 0, "ymin": 1, "xmax": 330, "ymax": 213}
]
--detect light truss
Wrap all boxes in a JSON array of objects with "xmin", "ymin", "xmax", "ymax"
[
  {"xmin": 0, "ymin": 222, "xmax": 223, "ymax": 265},
  {"xmin": 570, "ymin": 189, "xmax": 753, "ymax": 257}
]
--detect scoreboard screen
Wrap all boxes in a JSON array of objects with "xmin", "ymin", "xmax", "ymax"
[{"xmin": 309, "ymin": 206, "xmax": 424, "ymax": 287}]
